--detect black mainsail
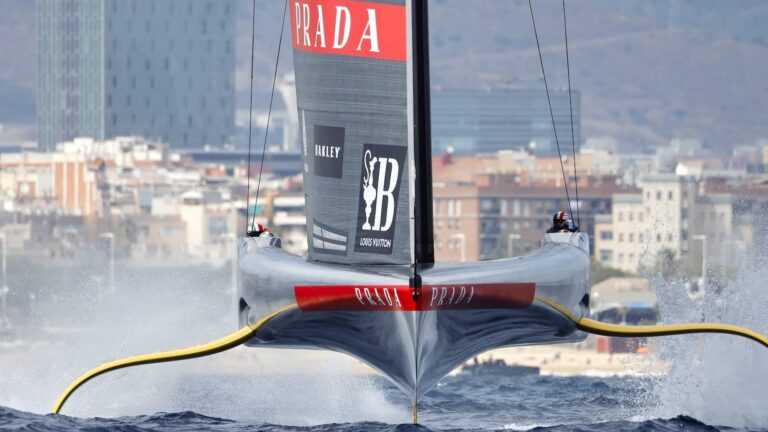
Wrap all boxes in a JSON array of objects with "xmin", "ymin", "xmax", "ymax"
[{"xmin": 291, "ymin": 0, "xmax": 413, "ymax": 265}]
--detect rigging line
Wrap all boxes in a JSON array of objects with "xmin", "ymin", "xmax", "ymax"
[
  {"xmin": 244, "ymin": 0, "xmax": 258, "ymax": 235},
  {"xmin": 251, "ymin": 0, "xmax": 288, "ymax": 230},
  {"xmin": 52, "ymin": 304, "xmax": 299, "ymax": 415},
  {"xmin": 562, "ymin": 0, "xmax": 580, "ymax": 227},
  {"xmin": 528, "ymin": 0, "xmax": 574, "ymax": 219}
]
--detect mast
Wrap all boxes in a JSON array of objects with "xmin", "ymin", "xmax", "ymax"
[{"xmin": 411, "ymin": 0, "xmax": 435, "ymax": 266}]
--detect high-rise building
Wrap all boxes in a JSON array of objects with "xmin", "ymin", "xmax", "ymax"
[
  {"xmin": 431, "ymin": 88, "xmax": 581, "ymax": 157},
  {"xmin": 37, "ymin": 0, "xmax": 235, "ymax": 150}
]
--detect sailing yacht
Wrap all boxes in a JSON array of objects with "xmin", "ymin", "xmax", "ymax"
[{"xmin": 237, "ymin": 0, "xmax": 590, "ymax": 398}]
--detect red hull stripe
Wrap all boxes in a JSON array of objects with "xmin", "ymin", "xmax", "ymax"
[
  {"xmin": 289, "ymin": 0, "xmax": 407, "ymax": 61},
  {"xmin": 294, "ymin": 283, "xmax": 536, "ymax": 311}
]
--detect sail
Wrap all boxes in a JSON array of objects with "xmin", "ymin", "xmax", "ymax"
[{"xmin": 289, "ymin": 0, "xmax": 412, "ymax": 265}]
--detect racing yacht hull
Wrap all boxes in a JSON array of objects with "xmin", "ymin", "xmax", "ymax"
[{"xmin": 237, "ymin": 233, "xmax": 590, "ymax": 397}]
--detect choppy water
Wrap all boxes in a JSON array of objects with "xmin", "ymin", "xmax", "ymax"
[
  {"xmin": 2, "ymin": 241, "xmax": 767, "ymax": 431},
  {"xmin": 0, "ymin": 370, "xmax": 763, "ymax": 431}
]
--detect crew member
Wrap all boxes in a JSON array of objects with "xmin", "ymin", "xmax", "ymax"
[
  {"xmin": 247, "ymin": 223, "xmax": 272, "ymax": 237},
  {"xmin": 547, "ymin": 211, "xmax": 578, "ymax": 233}
]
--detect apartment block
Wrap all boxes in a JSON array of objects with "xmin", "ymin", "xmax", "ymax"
[{"xmin": 593, "ymin": 174, "xmax": 762, "ymax": 274}]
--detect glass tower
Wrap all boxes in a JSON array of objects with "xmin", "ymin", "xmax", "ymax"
[
  {"xmin": 37, "ymin": 0, "xmax": 235, "ymax": 150},
  {"xmin": 431, "ymin": 88, "xmax": 581, "ymax": 157}
]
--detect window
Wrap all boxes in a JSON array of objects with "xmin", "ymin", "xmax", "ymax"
[
  {"xmin": 208, "ymin": 217, "xmax": 227, "ymax": 237},
  {"xmin": 668, "ymin": 191, "xmax": 674, "ymax": 200},
  {"xmin": 481, "ymin": 199, "xmax": 493, "ymax": 211},
  {"xmin": 629, "ymin": 233, "xmax": 634, "ymax": 242},
  {"xmin": 600, "ymin": 231, "xmax": 613, "ymax": 240},
  {"xmin": 656, "ymin": 191, "xmax": 662, "ymax": 200},
  {"xmin": 667, "ymin": 233, "xmax": 673, "ymax": 242},
  {"xmin": 599, "ymin": 250, "xmax": 613, "ymax": 262},
  {"xmin": 618, "ymin": 233, "xmax": 624, "ymax": 242},
  {"xmin": 618, "ymin": 212, "xmax": 623, "ymax": 222},
  {"xmin": 639, "ymin": 233, "xmax": 644, "ymax": 242}
]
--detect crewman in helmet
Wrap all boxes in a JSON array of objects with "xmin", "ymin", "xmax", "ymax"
[
  {"xmin": 247, "ymin": 223, "xmax": 273, "ymax": 237},
  {"xmin": 547, "ymin": 211, "xmax": 578, "ymax": 233}
]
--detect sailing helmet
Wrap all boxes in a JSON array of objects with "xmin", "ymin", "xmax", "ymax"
[
  {"xmin": 553, "ymin": 211, "xmax": 569, "ymax": 224},
  {"xmin": 248, "ymin": 223, "xmax": 271, "ymax": 237}
]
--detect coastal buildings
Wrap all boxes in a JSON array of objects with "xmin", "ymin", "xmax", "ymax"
[
  {"xmin": 431, "ymin": 88, "xmax": 581, "ymax": 157},
  {"xmin": 37, "ymin": 0, "xmax": 235, "ymax": 150},
  {"xmin": 432, "ymin": 151, "xmax": 626, "ymax": 262},
  {"xmin": 0, "ymin": 136, "xmax": 305, "ymax": 259},
  {"xmin": 1, "ymin": 135, "xmax": 766, "ymax": 270},
  {"xmin": 594, "ymin": 174, "xmax": 766, "ymax": 274}
]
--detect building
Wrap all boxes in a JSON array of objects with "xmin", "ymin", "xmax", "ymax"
[
  {"xmin": 593, "ymin": 174, "xmax": 765, "ymax": 275},
  {"xmin": 431, "ymin": 151, "xmax": 627, "ymax": 262},
  {"xmin": 433, "ymin": 174, "xmax": 623, "ymax": 262},
  {"xmin": 594, "ymin": 174, "xmax": 698, "ymax": 273},
  {"xmin": 431, "ymin": 88, "xmax": 580, "ymax": 157},
  {"xmin": 37, "ymin": 0, "xmax": 235, "ymax": 150}
]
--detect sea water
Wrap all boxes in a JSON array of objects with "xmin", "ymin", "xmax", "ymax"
[{"xmin": 1, "ymin": 248, "xmax": 767, "ymax": 431}]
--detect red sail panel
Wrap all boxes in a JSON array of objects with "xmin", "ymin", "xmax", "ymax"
[
  {"xmin": 295, "ymin": 283, "xmax": 536, "ymax": 311},
  {"xmin": 289, "ymin": 0, "xmax": 407, "ymax": 61}
]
